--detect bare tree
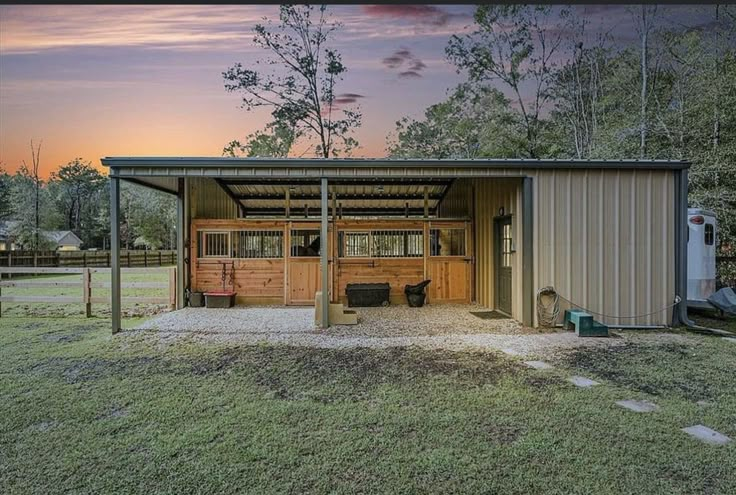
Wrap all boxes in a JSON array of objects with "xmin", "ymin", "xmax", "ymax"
[
  {"xmin": 633, "ymin": 6, "xmax": 658, "ymax": 158},
  {"xmin": 223, "ymin": 5, "xmax": 361, "ymax": 158},
  {"xmin": 21, "ymin": 140, "xmax": 42, "ymax": 249}
]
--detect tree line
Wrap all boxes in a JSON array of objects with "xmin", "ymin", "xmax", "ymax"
[
  {"xmin": 0, "ymin": 149, "xmax": 175, "ymax": 251},
  {"xmin": 222, "ymin": 5, "xmax": 735, "ymax": 251},
  {"xmin": 2, "ymin": 5, "xmax": 733, "ymax": 253}
]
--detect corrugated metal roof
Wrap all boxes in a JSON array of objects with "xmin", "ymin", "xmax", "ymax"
[{"xmin": 102, "ymin": 156, "xmax": 690, "ymax": 170}]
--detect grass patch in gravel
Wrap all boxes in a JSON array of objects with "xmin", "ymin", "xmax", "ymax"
[{"xmin": 1, "ymin": 316, "xmax": 735, "ymax": 494}]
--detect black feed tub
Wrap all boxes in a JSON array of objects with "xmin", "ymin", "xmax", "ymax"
[
  {"xmin": 405, "ymin": 280, "xmax": 431, "ymax": 307},
  {"xmin": 346, "ymin": 282, "xmax": 390, "ymax": 307}
]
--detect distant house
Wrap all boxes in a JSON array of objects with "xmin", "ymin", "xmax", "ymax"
[
  {"xmin": 0, "ymin": 221, "xmax": 17, "ymax": 251},
  {"xmin": 0, "ymin": 221, "xmax": 82, "ymax": 251},
  {"xmin": 43, "ymin": 231, "xmax": 83, "ymax": 251}
]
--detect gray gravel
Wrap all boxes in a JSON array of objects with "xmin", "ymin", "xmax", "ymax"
[{"xmin": 134, "ymin": 305, "xmax": 692, "ymax": 357}]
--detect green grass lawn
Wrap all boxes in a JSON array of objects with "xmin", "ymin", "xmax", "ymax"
[{"xmin": 1, "ymin": 314, "xmax": 735, "ymax": 494}]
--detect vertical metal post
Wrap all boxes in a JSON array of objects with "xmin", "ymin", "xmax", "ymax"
[
  {"xmin": 673, "ymin": 168, "xmax": 692, "ymax": 326},
  {"xmin": 521, "ymin": 177, "xmax": 534, "ymax": 327},
  {"xmin": 285, "ymin": 189, "xmax": 290, "ymax": 218},
  {"xmin": 110, "ymin": 176, "xmax": 121, "ymax": 334},
  {"xmin": 423, "ymin": 186, "xmax": 429, "ymax": 218},
  {"xmin": 320, "ymin": 178, "xmax": 329, "ymax": 328},
  {"xmin": 183, "ymin": 177, "xmax": 191, "ymax": 297},
  {"xmin": 176, "ymin": 177, "xmax": 185, "ymax": 309}
]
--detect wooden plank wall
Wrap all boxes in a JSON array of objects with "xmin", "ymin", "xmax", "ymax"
[
  {"xmin": 190, "ymin": 218, "xmax": 471, "ymax": 306},
  {"xmin": 336, "ymin": 258, "xmax": 424, "ymax": 304},
  {"xmin": 191, "ymin": 220, "xmax": 285, "ymax": 304}
]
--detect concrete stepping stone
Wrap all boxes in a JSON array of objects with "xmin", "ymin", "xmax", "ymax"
[
  {"xmin": 615, "ymin": 399, "xmax": 659, "ymax": 413},
  {"xmin": 696, "ymin": 400, "xmax": 714, "ymax": 407},
  {"xmin": 682, "ymin": 425, "xmax": 732, "ymax": 445},
  {"xmin": 568, "ymin": 376, "xmax": 600, "ymax": 388},
  {"xmin": 523, "ymin": 360, "xmax": 553, "ymax": 370}
]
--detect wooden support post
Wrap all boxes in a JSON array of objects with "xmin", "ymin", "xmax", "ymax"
[
  {"xmin": 83, "ymin": 267, "xmax": 92, "ymax": 317},
  {"xmin": 405, "ymin": 202, "xmax": 409, "ymax": 218},
  {"xmin": 332, "ymin": 191, "xmax": 337, "ymax": 219},
  {"xmin": 305, "ymin": 203, "xmax": 309, "ymax": 218},
  {"xmin": 110, "ymin": 176, "xmax": 121, "ymax": 334},
  {"xmin": 320, "ymin": 178, "xmax": 329, "ymax": 328},
  {"xmin": 338, "ymin": 202, "xmax": 343, "ymax": 219},
  {"xmin": 285, "ymin": 189, "xmax": 290, "ymax": 219},
  {"xmin": 169, "ymin": 266, "xmax": 177, "ymax": 310}
]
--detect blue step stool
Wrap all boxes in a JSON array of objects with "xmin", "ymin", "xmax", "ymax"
[{"xmin": 563, "ymin": 309, "xmax": 609, "ymax": 337}]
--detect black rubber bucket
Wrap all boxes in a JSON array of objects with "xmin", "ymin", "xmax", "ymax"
[{"xmin": 406, "ymin": 292, "xmax": 426, "ymax": 307}]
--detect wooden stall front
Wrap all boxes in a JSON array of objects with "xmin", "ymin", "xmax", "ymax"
[{"xmin": 190, "ymin": 218, "xmax": 472, "ymax": 306}]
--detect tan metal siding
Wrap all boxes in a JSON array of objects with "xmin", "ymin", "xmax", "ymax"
[
  {"xmin": 190, "ymin": 178, "xmax": 238, "ymax": 219},
  {"xmin": 471, "ymin": 178, "xmax": 521, "ymax": 317},
  {"xmin": 437, "ymin": 180, "xmax": 472, "ymax": 217},
  {"xmin": 530, "ymin": 169, "xmax": 675, "ymax": 326}
]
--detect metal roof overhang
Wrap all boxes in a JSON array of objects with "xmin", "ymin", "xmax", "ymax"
[{"xmin": 101, "ymin": 157, "xmax": 691, "ymax": 200}]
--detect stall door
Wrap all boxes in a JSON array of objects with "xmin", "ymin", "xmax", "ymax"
[
  {"xmin": 288, "ymin": 259, "xmax": 321, "ymax": 305},
  {"xmin": 494, "ymin": 216, "xmax": 513, "ymax": 315},
  {"xmin": 287, "ymin": 228, "xmax": 322, "ymax": 305},
  {"xmin": 428, "ymin": 259, "xmax": 472, "ymax": 303}
]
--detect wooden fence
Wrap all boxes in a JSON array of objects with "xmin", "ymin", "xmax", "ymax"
[
  {"xmin": 0, "ymin": 250, "xmax": 176, "ymax": 268},
  {"xmin": 0, "ymin": 266, "xmax": 176, "ymax": 317}
]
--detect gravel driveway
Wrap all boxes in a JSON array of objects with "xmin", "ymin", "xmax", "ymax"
[{"xmin": 134, "ymin": 305, "xmax": 691, "ymax": 357}]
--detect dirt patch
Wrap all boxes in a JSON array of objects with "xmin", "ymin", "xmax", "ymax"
[
  {"xmin": 557, "ymin": 341, "xmax": 726, "ymax": 400},
  {"xmin": 522, "ymin": 373, "xmax": 565, "ymax": 389},
  {"xmin": 97, "ymin": 406, "xmax": 130, "ymax": 420},
  {"xmin": 20, "ymin": 322, "xmax": 45, "ymax": 332},
  {"xmin": 26, "ymin": 356, "xmax": 166, "ymax": 384},
  {"xmin": 41, "ymin": 324, "xmax": 101, "ymax": 343},
  {"xmin": 188, "ymin": 349, "xmax": 242, "ymax": 376},
  {"xmin": 232, "ymin": 346, "xmax": 525, "ymax": 403},
  {"xmin": 484, "ymin": 422, "xmax": 523, "ymax": 444},
  {"xmin": 43, "ymin": 333, "xmax": 84, "ymax": 343}
]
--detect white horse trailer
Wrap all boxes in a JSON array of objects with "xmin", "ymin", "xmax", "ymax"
[{"xmin": 687, "ymin": 208, "xmax": 717, "ymax": 308}]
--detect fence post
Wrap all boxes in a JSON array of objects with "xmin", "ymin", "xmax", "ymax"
[
  {"xmin": 144, "ymin": 250, "xmax": 148, "ymax": 267},
  {"xmin": 168, "ymin": 266, "xmax": 177, "ymax": 310},
  {"xmin": 107, "ymin": 251, "xmax": 111, "ymax": 267},
  {"xmin": 83, "ymin": 251, "xmax": 87, "ymax": 267},
  {"xmin": 7, "ymin": 252, "xmax": 11, "ymax": 280},
  {"xmin": 159, "ymin": 251, "xmax": 162, "ymax": 266},
  {"xmin": 127, "ymin": 251, "xmax": 131, "ymax": 267},
  {"xmin": 83, "ymin": 268, "xmax": 92, "ymax": 317}
]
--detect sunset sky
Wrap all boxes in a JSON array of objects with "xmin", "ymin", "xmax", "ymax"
[{"xmin": 0, "ymin": 4, "xmax": 718, "ymax": 178}]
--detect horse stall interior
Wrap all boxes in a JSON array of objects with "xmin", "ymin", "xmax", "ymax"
[{"xmin": 187, "ymin": 177, "xmax": 516, "ymax": 308}]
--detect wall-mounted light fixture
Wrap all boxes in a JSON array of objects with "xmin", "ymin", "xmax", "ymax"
[{"xmin": 498, "ymin": 206, "xmax": 505, "ymax": 216}]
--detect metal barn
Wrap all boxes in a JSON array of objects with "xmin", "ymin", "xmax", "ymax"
[{"xmin": 102, "ymin": 158, "xmax": 691, "ymax": 332}]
